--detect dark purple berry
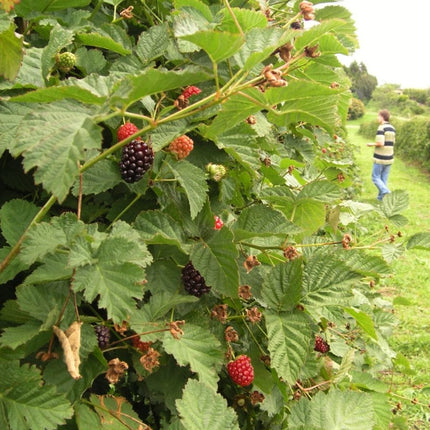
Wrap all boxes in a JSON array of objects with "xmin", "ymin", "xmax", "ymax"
[
  {"xmin": 314, "ymin": 336, "xmax": 330, "ymax": 353},
  {"xmin": 119, "ymin": 139, "xmax": 154, "ymax": 183},
  {"xmin": 95, "ymin": 325, "xmax": 110, "ymax": 349},
  {"xmin": 181, "ymin": 261, "xmax": 211, "ymax": 297}
]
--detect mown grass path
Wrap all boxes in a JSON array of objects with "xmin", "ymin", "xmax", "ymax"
[{"xmin": 348, "ymin": 123, "xmax": 430, "ymax": 427}]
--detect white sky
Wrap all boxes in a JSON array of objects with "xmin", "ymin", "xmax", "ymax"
[{"xmin": 338, "ymin": 0, "xmax": 430, "ymax": 89}]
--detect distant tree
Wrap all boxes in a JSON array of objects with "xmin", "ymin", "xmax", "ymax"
[{"xmin": 343, "ymin": 61, "xmax": 378, "ymax": 102}]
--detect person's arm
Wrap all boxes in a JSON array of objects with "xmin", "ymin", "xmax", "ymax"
[{"xmin": 367, "ymin": 141, "xmax": 383, "ymax": 147}]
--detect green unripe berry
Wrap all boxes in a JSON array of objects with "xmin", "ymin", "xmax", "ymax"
[
  {"xmin": 206, "ymin": 163, "xmax": 227, "ymax": 182},
  {"xmin": 56, "ymin": 52, "xmax": 76, "ymax": 72}
]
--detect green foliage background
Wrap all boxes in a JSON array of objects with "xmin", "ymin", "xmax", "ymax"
[{"xmin": 1, "ymin": 0, "xmax": 430, "ymax": 429}]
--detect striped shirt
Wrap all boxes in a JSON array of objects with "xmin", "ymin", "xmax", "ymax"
[{"xmin": 374, "ymin": 121, "xmax": 395, "ymax": 165}]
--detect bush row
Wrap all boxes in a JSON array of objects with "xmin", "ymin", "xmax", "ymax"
[{"xmin": 359, "ymin": 117, "xmax": 430, "ymax": 171}]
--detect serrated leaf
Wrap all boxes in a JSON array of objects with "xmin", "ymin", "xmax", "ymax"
[
  {"xmin": 163, "ymin": 324, "xmax": 223, "ymax": 389},
  {"xmin": 0, "ymin": 321, "xmax": 42, "ymax": 350},
  {"xmin": 190, "ymin": 227, "xmax": 239, "ymax": 297},
  {"xmin": 23, "ymin": 253, "xmax": 73, "ymax": 284},
  {"xmin": 181, "ymin": 30, "xmax": 244, "ymax": 63},
  {"xmin": 176, "ymin": 379, "xmax": 240, "ymax": 430},
  {"xmin": 339, "ymin": 250, "xmax": 391, "ymax": 276},
  {"xmin": 381, "ymin": 189, "xmax": 409, "ymax": 217},
  {"xmin": 75, "ymin": 46, "xmax": 107, "ymax": 75},
  {"xmin": 113, "ymin": 67, "xmax": 210, "ymax": 106},
  {"xmin": 165, "ymin": 159, "xmax": 208, "ymax": 219},
  {"xmin": 12, "ymin": 101, "xmax": 101, "ymax": 202},
  {"xmin": 261, "ymin": 260, "xmax": 303, "ymax": 312},
  {"xmin": 75, "ymin": 32, "xmax": 131, "ymax": 55},
  {"xmin": 15, "ymin": 0, "xmax": 91, "ymax": 13},
  {"xmin": 0, "ymin": 23, "xmax": 24, "ymax": 81},
  {"xmin": 205, "ymin": 88, "xmax": 266, "ymax": 138},
  {"xmin": 72, "ymin": 159, "xmax": 122, "ymax": 195},
  {"xmin": 0, "ymin": 359, "xmax": 73, "ymax": 430},
  {"xmin": 150, "ymin": 119, "xmax": 189, "ymax": 152},
  {"xmin": 406, "ymin": 232, "xmax": 430, "ymax": 250},
  {"xmin": 265, "ymin": 82, "xmax": 341, "ymax": 135},
  {"xmin": 333, "ymin": 348, "xmax": 355, "ymax": 384},
  {"xmin": 381, "ymin": 243, "xmax": 404, "ymax": 263},
  {"xmin": 219, "ymin": 7, "xmax": 267, "ymax": 33},
  {"xmin": 134, "ymin": 210, "xmax": 187, "ymax": 250},
  {"xmin": 265, "ymin": 311, "xmax": 312, "ymax": 384},
  {"xmin": 297, "ymin": 180, "xmax": 341, "ymax": 202},
  {"xmin": 232, "ymin": 204, "xmax": 300, "ymax": 241},
  {"xmin": 289, "ymin": 389, "xmax": 375, "ymax": 430},
  {"xmin": 301, "ymin": 255, "xmax": 361, "ymax": 307},
  {"xmin": 0, "ymin": 246, "xmax": 29, "ymax": 284},
  {"xmin": 136, "ymin": 23, "xmax": 170, "ymax": 65},
  {"xmin": 4, "ymin": 47, "xmax": 44, "ymax": 88},
  {"xmin": 289, "ymin": 199, "xmax": 326, "ymax": 237},
  {"xmin": 0, "ymin": 199, "xmax": 39, "ymax": 246}
]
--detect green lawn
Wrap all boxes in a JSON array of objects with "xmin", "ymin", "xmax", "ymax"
[{"xmin": 348, "ymin": 122, "xmax": 430, "ymax": 428}]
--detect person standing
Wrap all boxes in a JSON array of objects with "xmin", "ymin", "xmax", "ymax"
[{"xmin": 367, "ymin": 109, "xmax": 395, "ymax": 201}]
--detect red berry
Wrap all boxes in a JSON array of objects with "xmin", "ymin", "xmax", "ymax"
[
  {"xmin": 168, "ymin": 135, "xmax": 194, "ymax": 159},
  {"xmin": 182, "ymin": 86, "xmax": 201, "ymax": 100},
  {"xmin": 227, "ymin": 355, "xmax": 254, "ymax": 387},
  {"xmin": 117, "ymin": 122, "xmax": 140, "ymax": 141},
  {"xmin": 214, "ymin": 215, "xmax": 223, "ymax": 230},
  {"xmin": 314, "ymin": 336, "xmax": 330, "ymax": 353},
  {"xmin": 321, "ymin": 148, "xmax": 327, "ymax": 153}
]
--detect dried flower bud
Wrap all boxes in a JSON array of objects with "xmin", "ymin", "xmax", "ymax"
[
  {"xmin": 168, "ymin": 320, "xmax": 185, "ymax": 339},
  {"xmin": 238, "ymin": 284, "xmax": 253, "ymax": 300},
  {"xmin": 246, "ymin": 115, "xmax": 257, "ymax": 125},
  {"xmin": 140, "ymin": 347, "xmax": 161, "ymax": 373},
  {"xmin": 174, "ymin": 95, "xmax": 189, "ymax": 110},
  {"xmin": 114, "ymin": 320, "xmax": 128, "ymax": 335},
  {"xmin": 337, "ymin": 173, "xmax": 345, "ymax": 183},
  {"xmin": 283, "ymin": 245, "xmax": 300, "ymax": 260},
  {"xmin": 250, "ymin": 391, "xmax": 265, "ymax": 404},
  {"xmin": 342, "ymin": 233, "xmax": 352, "ymax": 249},
  {"xmin": 246, "ymin": 307, "xmax": 262, "ymax": 323},
  {"xmin": 305, "ymin": 45, "xmax": 320, "ymax": 58},
  {"xmin": 243, "ymin": 256, "xmax": 260, "ymax": 273},
  {"xmin": 225, "ymin": 326, "xmax": 239, "ymax": 342},
  {"xmin": 278, "ymin": 42, "xmax": 294, "ymax": 63},
  {"xmin": 120, "ymin": 6, "xmax": 134, "ymax": 19},
  {"xmin": 330, "ymin": 81, "xmax": 340, "ymax": 89},
  {"xmin": 211, "ymin": 304, "xmax": 228, "ymax": 324},
  {"xmin": 106, "ymin": 358, "xmax": 128, "ymax": 384},
  {"xmin": 260, "ymin": 354, "xmax": 271, "ymax": 366}
]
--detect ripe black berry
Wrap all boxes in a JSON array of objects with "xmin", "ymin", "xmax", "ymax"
[
  {"xmin": 95, "ymin": 325, "xmax": 110, "ymax": 349},
  {"xmin": 181, "ymin": 261, "xmax": 211, "ymax": 297},
  {"xmin": 119, "ymin": 139, "xmax": 154, "ymax": 183},
  {"xmin": 314, "ymin": 336, "xmax": 330, "ymax": 353}
]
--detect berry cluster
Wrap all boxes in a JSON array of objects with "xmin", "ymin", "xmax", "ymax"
[
  {"xmin": 94, "ymin": 325, "xmax": 110, "ymax": 349},
  {"xmin": 227, "ymin": 355, "xmax": 254, "ymax": 387},
  {"xmin": 314, "ymin": 336, "xmax": 330, "ymax": 353},
  {"xmin": 168, "ymin": 135, "xmax": 194, "ymax": 159},
  {"xmin": 119, "ymin": 140, "xmax": 154, "ymax": 183},
  {"xmin": 214, "ymin": 215, "xmax": 223, "ymax": 230},
  {"xmin": 182, "ymin": 86, "xmax": 201, "ymax": 100},
  {"xmin": 117, "ymin": 122, "xmax": 140, "ymax": 142},
  {"xmin": 181, "ymin": 261, "xmax": 211, "ymax": 297}
]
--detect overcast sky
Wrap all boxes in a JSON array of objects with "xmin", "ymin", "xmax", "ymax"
[{"xmin": 338, "ymin": 0, "xmax": 430, "ymax": 89}]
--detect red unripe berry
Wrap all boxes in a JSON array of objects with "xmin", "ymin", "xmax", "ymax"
[
  {"xmin": 117, "ymin": 122, "xmax": 140, "ymax": 141},
  {"xmin": 168, "ymin": 135, "xmax": 194, "ymax": 159},
  {"xmin": 214, "ymin": 215, "xmax": 223, "ymax": 230},
  {"xmin": 322, "ymin": 148, "xmax": 327, "ymax": 153},
  {"xmin": 182, "ymin": 86, "xmax": 201, "ymax": 100},
  {"xmin": 227, "ymin": 355, "xmax": 254, "ymax": 387}
]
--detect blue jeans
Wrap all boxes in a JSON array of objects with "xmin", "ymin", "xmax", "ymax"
[{"xmin": 371, "ymin": 163, "xmax": 391, "ymax": 200}]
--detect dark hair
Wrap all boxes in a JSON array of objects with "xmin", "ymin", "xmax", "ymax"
[{"xmin": 378, "ymin": 109, "xmax": 390, "ymax": 122}]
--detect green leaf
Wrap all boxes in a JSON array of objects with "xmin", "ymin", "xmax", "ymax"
[
  {"xmin": 0, "ymin": 23, "xmax": 24, "ymax": 81},
  {"xmin": 333, "ymin": 348, "xmax": 355, "ymax": 384},
  {"xmin": 12, "ymin": 101, "xmax": 101, "ymax": 202},
  {"xmin": 406, "ymin": 232, "xmax": 430, "ymax": 250},
  {"xmin": 150, "ymin": 119, "xmax": 189, "ymax": 152},
  {"xmin": 134, "ymin": 210, "xmax": 187, "ymax": 250},
  {"xmin": 0, "ymin": 359, "xmax": 73, "ymax": 430},
  {"xmin": 0, "ymin": 321, "xmax": 43, "ymax": 350},
  {"xmin": 339, "ymin": 250, "xmax": 391, "ymax": 276},
  {"xmin": 181, "ymin": 30, "xmax": 244, "ymax": 63},
  {"xmin": 190, "ymin": 227, "xmax": 239, "ymax": 297},
  {"xmin": 15, "ymin": 0, "xmax": 91, "ymax": 13},
  {"xmin": 289, "ymin": 199, "xmax": 326, "ymax": 237},
  {"xmin": 72, "ymin": 159, "xmax": 122, "ymax": 195},
  {"xmin": 219, "ymin": 7, "xmax": 267, "ymax": 33},
  {"xmin": 176, "ymin": 379, "xmax": 240, "ymax": 430},
  {"xmin": 163, "ymin": 324, "xmax": 224, "ymax": 389},
  {"xmin": 266, "ymin": 82, "xmax": 341, "ymax": 135},
  {"xmin": 75, "ymin": 32, "xmax": 131, "ymax": 55},
  {"xmin": 165, "ymin": 159, "xmax": 208, "ymax": 219},
  {"xmin": 301, "ymin": 255, "xmax": 361, "ymax": 307},
  {"xmin": 381, "ymin": 243, "xmax": 404, "ymax": 263},
  {"xmin": 381, "ymin": 190, "xmax": 409, "ymax": 217},
  {"xmin": 205, "ymin": 88, "xmax": 266, "ymax": 138},
  {"xmin": 136, "ymin": 23, "xmax": 170, "ymax": 65},
  {"xmin": 113, "ymin": 67, "xmax": 210, "ymax": 106},
  {"xmin": 0, "ymin": 199, "xmax": 39, "ymax": 246},
  {"xmin": 289, "ymin": 389, "xmax": 375, "ymax": 430},
  {"xmin": 265, "ymin": 311, "xmax": 312, "ymax": 384},
  {"xmin": 232, "ymin": 204, "xmax": 300, "ymax": 241},
  {"xmin": 297, "ymin": 180, "xmax": 341, "ymax": 202},
  {"xmin": 261, "ymin": 260, "xmax": 303, "ymax": 312}
]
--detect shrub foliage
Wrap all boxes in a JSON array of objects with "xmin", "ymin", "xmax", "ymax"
[{"xmin": 1, "ymin": 1, "xmax": 430, "ymax": 429}]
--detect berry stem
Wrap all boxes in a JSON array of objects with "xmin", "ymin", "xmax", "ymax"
[{"xmin": 106, "ymin": 194, "xmax": 142, "ymax": 231}]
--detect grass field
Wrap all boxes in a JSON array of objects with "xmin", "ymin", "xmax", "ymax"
[{"xmin": 347, "ymin": 118, "xmax": 430, "ymax": 428}]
